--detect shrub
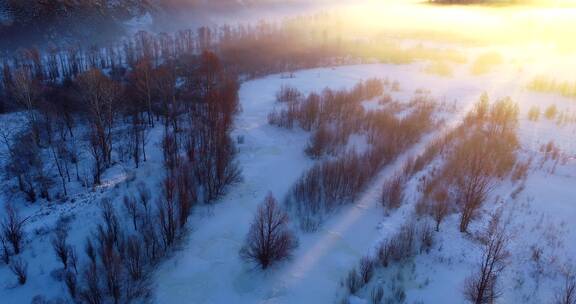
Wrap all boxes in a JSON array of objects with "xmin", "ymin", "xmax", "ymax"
[
  {"xmin": 381, "ymin": 174, "xmax": 405, "ymax": 210},
  {"xmin": 527, "ymin": 106, "xmax": 540, "ymax": 121},
  {"xmin": 359, "ymin": 256, "xmax": 375, "ymax": 284},
  {"xmin": 10, "ymin": 257, "xmax": 28, "ymax": 285},
  {"xmin": 371, "ymin": 286, "xmax": 385, "ymax": 304},
  {"xmin": 345, "ymin": 268, "xmax": 362, "ymax": 294},
  {"xmin": 545, "ymin": 104, "xmax": 558, "ymax": 120},
  {"xmin": 240, "ymin": 193, "xmax": 298, "ymax": 269},
  {"xmin": 276, "ymin": 85, "xmax": 302, "ymax": 103}
]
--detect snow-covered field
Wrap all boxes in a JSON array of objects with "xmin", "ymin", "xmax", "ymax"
[
  {"xmin": 150, "ymin": 60, "xmax": 576, "ymax": 303},
  {"xmin": 1, "ymin": 56, "xmax": 576, "ymax": 303}
]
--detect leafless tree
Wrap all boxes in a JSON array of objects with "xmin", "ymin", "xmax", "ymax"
[
  {"xmin": 4, "ymin": 129, "xmax": 49, "ymax": 202},
  {"xmin": 10, "ymin": 67, "xmax": 42, "ymax": 143},
  {"xmin": 68, "ymin": 246, "xmax": 78, "ymax": 274},
  {"xmin": 88, "ymin": 130, "xmax": 105, "ymax": 185},
  {"xmin": 359, "ymin": 256, "xmax": 375, "ymax": 284},
  {"xmin": 487, "ymin": 97, "xmax": 519, "ymax": 136},
  {"xmin": 305, "ymin": 124, "xmax": 331, "ymax": 159},
  {"xmin": 155, "ymin": 65, "xmax": 178, "ymax": 129},
  {"xmin": 381, "ymin": 174, "xmax": 405, "ymax": 210},
  {"xmin": 77, "ymin": 69, "xmax": 119, "ymax": 170},
  {"xmin": 176, "ymin": 163, "xmax": 195, "ymax": 228},
  {"xmin": 125, "ymin": 235, "xmax": 144, "ymax": 281},
  {"xmin": 79, "ymin": 264, "xmax": 102, "ymax": 304},
  {"xmin": 0, "ymin": 235, "xmax": 10, "ymax": 264},
  {"xmin": 2, "ymin": 204, "xmax": 27, "ymax": 255},
  {"xmin": 64, "ymin": 270, "xmax": 78, "ymax": 300},
  {"xmin": 161, "ymin": 130, "xmax": 179, "ymax": 175},
  {"xmin": 451, "ymin": 133, "xmax": 496, "ymax": 233},
  {"xmin": 556, "ymin": 273, "xmax": 576, "ymax": 304},
  {"xmin": 345, "ymin": 268, "xmax": 362, "ymax": 294},
  {"xmin": 51, "ymin": 143, "xmax": 68, "ymax": 197},
  {"xmin": 123, "ymin": 195, "xmax": 139, "ymax": 231},
  {"xmin": 371, "ymin": 285, "xmax": 384, "ymax": 304},
  {"xmin": 136, "ymin": 182, "xmax": 152, "ymax": 228},
  {"xmin": 157, "ymin": 177, "xmax": 178, "ymax": 248},
  {"xmin": 130, "ymin": 59, "xmax": 156, "ymax": 126},
  {"xmin": 52, "ymin": 228, "xmax": 70, "ymax": 269},
  {"xmin": 431, "ymin": 189, "xmax": 450, "ymax": 232},
  {"xmin": 276, "ymin": 85, "xmax": 302, "ymax": 103},
  {"xmin": 240, "ymin": 193, "xmax": 298, "ymax": 269},
  {"xmin": 10, "ymin": 257, "xmax": 28, "ymax": 285},
  {"xmin": 464, "ymin": 214, "xmax": 509, "ymax": 304}
]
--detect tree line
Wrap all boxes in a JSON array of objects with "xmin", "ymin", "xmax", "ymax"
[{"xmin": 271, "ymin": 81, "xmax": 437, "ymax": 230}]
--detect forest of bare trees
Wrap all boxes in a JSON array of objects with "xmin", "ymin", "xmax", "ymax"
[{"xmin": 0, "ymin": 13, "xmax": 262, "ymax": 301}]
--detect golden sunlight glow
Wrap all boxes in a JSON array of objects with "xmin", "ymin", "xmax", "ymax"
[{"xmin": 319, "ymin": 0, "xmax": 576, "ymax": 74}]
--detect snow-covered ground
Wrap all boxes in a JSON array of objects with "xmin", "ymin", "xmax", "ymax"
[
  {"xmin": 1, "ymin": 52, "xmax": 576, "ymax": 303},
  {"xmin": 151, "ymin": 60, "xmax": 574, "ymax": 303}
]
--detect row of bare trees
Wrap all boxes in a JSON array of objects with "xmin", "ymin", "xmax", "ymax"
[
  {"xmin": 0, "ymin": 13, "xmax": 358, "ymax": 111},
  {"xmin": 281, "ymin": 85, "xmax": 436, "ymax": 230},
  {"xmin": 341, "ymin": 220, "xmax": 434, "ymax": 301},
  {"xmin": 414, "ymin": 95, "xmax": 520, "ymax": 234},
  {"xmin": 268, "ymin": 78, "xmax": 384, "ymax": 134}
]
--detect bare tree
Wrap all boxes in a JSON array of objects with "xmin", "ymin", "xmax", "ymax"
[
  {"xmin": 240, "ymin": 193, "xmax": 298, "ymax": 269},
  {"xmin": 76, "ymin": 69, "xmax": 119, "ymax": 170},
  {"xmin": 130, "ymin": 59, "xmax": 156, "ymax": 127},
  {"xmin": 64, "ymin": 270, "xmax": 78, "ymax": 300},
  {"xmin": 136, "ymin": 182, "xmax": 151, "ymax": 224},
  {"xmin": 51, "ymin": 142, "xmax": 68, "ymax": 197},
  {"xmin": 10, "ymin": 67, "xmax": 42, "ymax": 143},
  {"xmin": 359, "ymin": 256, "xmax": 375, "ymax": 284},
  {"xmin": 125, "ymin": 235, "xmax": 143, "ymax": 281},
  {"xmin": 1, "ymin": 204, "xmax": 27, "ymax": 255},
  {"xmin": 10, "ymin": 257, "xmax": 28, "ymax": 285},
  {"xmin": 157, "ymin": 176, "xmax": 178, "ymax": 248},
  {"xmin": 381, "ymin": 174, "xmax": 405, "ymax": 210},
  {"xmin": 305, "ymin": 124, "xmax": 331, "ymax": 159},
  {"xmin": 52, "ymin": 228, "xmax": 70, "ymax": 269},
  {"xmin": 123, "ymin": 195, "xmax": 139, "ymax": 231},
  {"xmin": 68, "ymin": 246, "xmax": 78, "ymax": 274},
  {"xmin": 450, "ymin": 133, "xmax": 497, "ymax": 233},
  {"xmin": 4, "ymin": 129, "xmax": 50, "ymax": 202},
  {"xmin": 79, "ymin": 264, "xmax": 102, "ymax": 304},
  {"xmin": 464, "ymin": 214, "xmax": 509, "ymax": 304},
  {"xmin": 431, "ymin": 189, "xmax": 450, "ymax": 232},
  {"xmin": 0, "ymin": 235, "xmax": 10, "ymax": 264},
  {"xmin": 556, "ymin": 273, "xmax": 576, "ymax": 304}
]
